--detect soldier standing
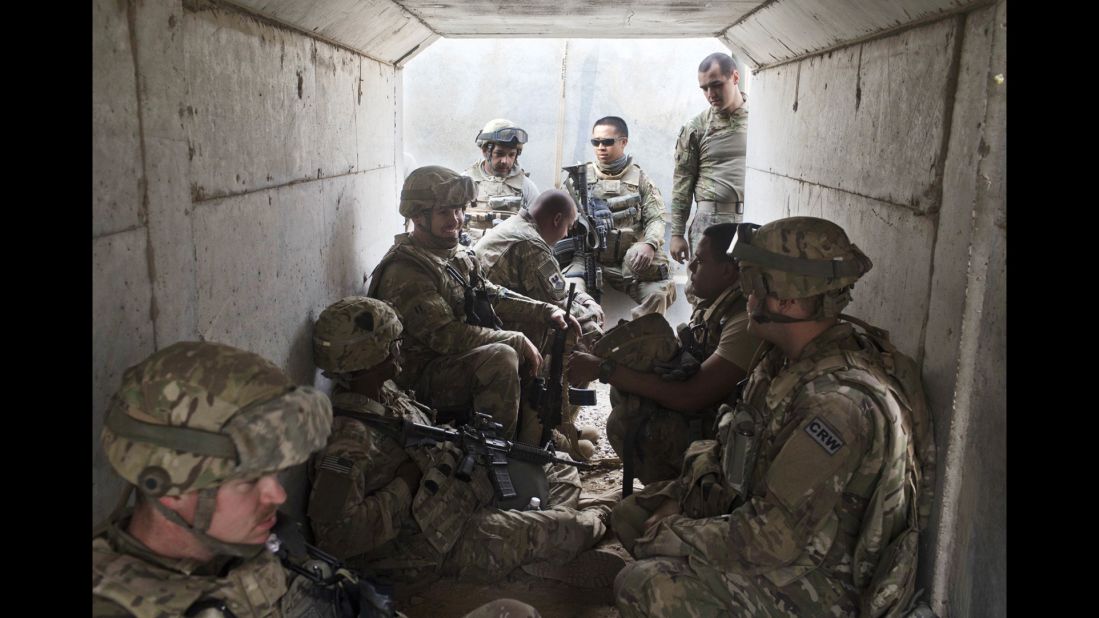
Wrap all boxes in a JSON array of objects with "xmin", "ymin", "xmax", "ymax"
[
  {"xmin": 462, "ymin": 118, "xmax": 539, "ymax": 244},
  {"xmin": 668, "ymin": 52, "xmax": 749, "ymax": 268},
  {"xmin": 369, "ymin": 166, "xmax": 579, "ymax": 441},
  {"xmin": 563, "ymin": 116, "xmax": 676, "ymax": 318},
  {"xmin": 613, "ymin": 217, "xmax": 935, "ymax": 618},
  {"xmin": 308, "ymin": 297, "xmax": 625, "ymax": 588}
]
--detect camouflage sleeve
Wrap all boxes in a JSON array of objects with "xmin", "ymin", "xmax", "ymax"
[
  {"xmin": 670, "ymin": 122, "xmax": 701, "ymax": 236},
  {"xmin": 377, "ymin": 260, "xmax": 528, "ymax": 356},
  {"xmin": 91, "ymin": 595, "xmax": 131, "ymax": 617},
  {"xmin": 633, "ymin": 391, "xmax": 873, "ymax": 571},
  {"xmin": 308, "ymin": 431, "xmax": 416, "ymax": 560},
  {"xmin": 638, "ymin": 170, "xmax": 667, "ymax": 249},
  {"xmin": 482, "ymin": 260, "xmax": 558, "ymax": 324},
  {"xmin": 521, "ymin": 244, "xmax": 569, "ymax": 304}
]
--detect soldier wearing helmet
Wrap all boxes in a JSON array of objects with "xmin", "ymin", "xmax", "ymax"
[
  {"xmin": 462, "ymin": 118, "xmax": 540, "ymax": 244},
  {"xmin": 91, "ymin": 341, "xmax": 342, "ymax": 616},
  {"xmin": 370, "ymin": 166, "xmax": 580, "ymax": 444},
  {"xmin": 307, "ymin": 296, "xmax": 624, "ymax": 589},
  {"xmin": 612, "ymin": 217, "xmax": 933, "ymax": 618}
]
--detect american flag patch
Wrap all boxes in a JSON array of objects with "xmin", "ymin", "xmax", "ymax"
[{"xmin": 318, "ymin": 455, "xmax": 354, "ymax": 474}]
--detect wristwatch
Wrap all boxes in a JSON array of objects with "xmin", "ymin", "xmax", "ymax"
[{"xmin": 598, "ymin": 358, "xmax": 618, "ymax": 384}]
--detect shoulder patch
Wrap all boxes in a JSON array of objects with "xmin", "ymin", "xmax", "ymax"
[{"xmin": 804, "ymin": 416, "xmax": 845, "ymax": 455}]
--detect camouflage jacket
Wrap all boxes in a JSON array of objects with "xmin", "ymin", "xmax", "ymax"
[
  {"xmin": 308, "ymin": 386, "xmax": 496, "ymax": 573},
  {"xmin": 92, "ymin": 513, "xmax": 327, "ymax": 618},
  {"xmin": 579, "ymin": 158, "xmax": 667, "ymax": 265},
  {"xmin": 463, "ymin": 161, "xmax": 538, "ymax": 232},
  {"xmin": 367, "ymin": 232, "xmax": 557, "ymax": 389},
  {"xmin": 670, "ymin": 98, "xmax": 749, "ymax": 235},
  {"xmin": 473, "ymin": 209, "xmax": 601, "ymax": 343},
  {"xmin": 635, "ymin": 322, "xmax": 915, "ymax": 592}
]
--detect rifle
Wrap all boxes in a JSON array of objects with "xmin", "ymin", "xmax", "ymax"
[
  {"xmin": 347, "ymin": 410, "xmax": 589, "ymax": 507},
  {"xmin": 527, "ymin": 282, "xmax": 597, "ymax": 448},
  {"xmin": 557, "ymin": 164, "xmax": 605, "ymax": 302}
]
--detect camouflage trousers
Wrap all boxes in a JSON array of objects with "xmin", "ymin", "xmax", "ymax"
[
  {"xmin": 613, "ymin": 515, "xmax": 859, "ymax": 617},
  {"xmin": 438, "ymin": 465, "xmax": 607, "ymax": 583},
  {"xmin": 565, "ymin": 269, "xmax": 675, "ymax": 320},
  {"xmin": 414, "ymin": 343, "xmax": 520, "ymax": 438},
  {"xmin": 606, "ymin": 397, "xmax": 717, "ymax": 486},
  {"xmin": 462, "ymin": 598, "xmax": 540, "ymax": 618},
  {"xmin": 683, "ymin": 206, "xmax": 742, "ymax": 303}
]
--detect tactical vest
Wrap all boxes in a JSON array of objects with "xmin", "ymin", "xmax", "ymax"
[
  {"xmin": 708, "ymin": 320, "xmax": 932, "ymax": 618},
  {"xmin": 367, "ymin": 234, "xmax": 498, "ymax": 387},
  {"xmin": 464, "ymin": 162, "xmax": 527, "ymax": 234},
  {"xmin": 586, "ymin": 161, "xmax": 644, "ymax": 265},
  {"xmin": 92, "ymin": 526, "xmax": 337, "ymax": 618},
  {"xmin": 681, "ymin": 285, "xmax": 749, "ymax": 361}
]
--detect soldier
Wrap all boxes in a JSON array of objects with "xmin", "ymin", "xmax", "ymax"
[
  {"xmin": 568, "ymin": 223, "xmax": 761, "ymax": 484},
  {"xmin": 562, "ymin": 116, "xmax": 676, "ymax": 319},
  {"xmin": 369, "ymin": 166, "xmax": 579, "ymax": 442},
  {"xmin": 92, "ymin": 340, "xmax": 541, "ymax": 618},
  {"xmin": 668, "ymin": 52, "xmax": 749, "ymax": 268},
  {"xmin": 308, "ymin": 296, "xmax": 626, "ymax": 589},
  {"xmin": 462, "ymin": 118, "xmax": 539, "ymax": 244},
  {"xmin": 473, "ymin": 189, "xmax": 606, "ymax": 456},
  {"xmin": 612, "ymin": 217, "xmax": 934, "ymax": 617}
]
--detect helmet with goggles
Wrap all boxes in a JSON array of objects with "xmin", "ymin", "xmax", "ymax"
[
  {"xmin": 729, "ymin": 217, "xmax": 872, "ymax": 320},
  {"xmin": 399, "ymin": 165, "xmax": 476, "ymax": 218},
  {"xmin": 475, "ymin": 118, "xmax": 528, "ymax": 153}
]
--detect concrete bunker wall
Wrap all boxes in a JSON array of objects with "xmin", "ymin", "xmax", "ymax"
[
  {"xmin": 92, "ymin": 0, "xmax": 404, "ymax": 525},
  {"xmin": 743, "ymin": 4, "xmax": 1005, "ymax": 616}
]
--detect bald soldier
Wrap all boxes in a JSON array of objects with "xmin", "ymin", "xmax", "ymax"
[
  {"xmin": 369, "ymin": 166, "xmax": 580, "ymax": 442},
  {"xmin": 612, "ymin": 217, "xmax": 935, "ymax": 618}
]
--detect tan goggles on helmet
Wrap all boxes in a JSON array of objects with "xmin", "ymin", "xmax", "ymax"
[
  {"xmin": 477, "ymin": 126, "xmax": 528, "ymax": 145},
  {"xmin": 400, "ymin": 175, "xmax": 476, "ymax": 207}
]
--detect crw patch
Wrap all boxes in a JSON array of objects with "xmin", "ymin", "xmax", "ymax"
[{"xmin": 804, "ymin": 417, "xmax": 845, "ymax": 455}]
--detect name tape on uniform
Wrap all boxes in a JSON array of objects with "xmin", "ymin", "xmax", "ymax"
[{"xmin": 805, "ymin": 417, "xmax": 845, "ymax": 456}]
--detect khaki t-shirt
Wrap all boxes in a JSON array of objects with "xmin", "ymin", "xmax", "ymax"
[{"xmin": 711, "ymin": 300, "xmax": 761, "ymax": 371}]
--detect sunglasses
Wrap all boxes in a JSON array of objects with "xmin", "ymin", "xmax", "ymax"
[{"xmin": 590, "ymin": 137, "xmax": 624, "ymax": 147}]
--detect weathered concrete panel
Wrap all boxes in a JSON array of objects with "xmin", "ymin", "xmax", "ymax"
[
  {"xmin": 746, "ymin": 170, "xmax": 933, "ymax": 359},
  {"xmin": 723, "ymin": 0, "xmax": 978, "ymax": 68},
  {"xmin": 184, "ymin": 5, "xmax": 317, "ymax": 199},
  {"xmin": 314, "ymin": 43, "xmax": 360, "ymax": 177},
  {"xmin": 92, "ymin": 228, "xmax": 156, "ymax": 525},
  {"xmin": 401, "ymin": 0, "xmax": 760, "ymax": 37},
  {"xmin": 749, "ymin": 19, "xmax": 956, "ymax": 212},
  {"xmin": 192, "ymin": 168, "xmax": 398, "ymax": 386},
  {"xmin": 93, "ymin": 0, "xmax": 144, "ymax": 237},
  {"xmin": 358, "ymin": 59, "xmax": 398, "ymax": 172},
  {"xmin": 227, "ymin": 0, "xmax": 438, "ymax": 64}
]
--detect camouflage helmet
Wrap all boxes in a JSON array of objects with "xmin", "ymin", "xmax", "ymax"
[
  {"xmin": 314, "ymin": 296, "xmax": 403, "ymax": 374},
  {"xmin": 475, "ymin": 118, "xmax": 528, "ymax": 153},
  {"xmin": 730, "ymin": 217, "xmax": 872, "ymax": 318},
  {"xmin": 101, "ymin": 341, "xmax": 332, "ymax": 498},
  {"xmin": 399, "ymin": 165, "xmax": 476, "ymax": 218}
]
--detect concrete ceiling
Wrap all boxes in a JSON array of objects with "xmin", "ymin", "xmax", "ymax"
[{"xmin": 226, "ymin": 0, "xmax": 987, "ymax": 67}]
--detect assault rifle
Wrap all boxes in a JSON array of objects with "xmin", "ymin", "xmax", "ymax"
[
  {"xmin": 527, "ymin": 282, "xmax": 597, "ymax": 448},
  {"xmin": 555, "ymin": 164, "xmax": 605, "ymax": 302},
  {"xmin": 346, "ymin": 410, "xmax": 589, "ymax": 507}
]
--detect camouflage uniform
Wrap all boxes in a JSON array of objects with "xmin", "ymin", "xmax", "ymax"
[
  {"xmin": 368, "ymin": 231, "xmax": 557, "ymax": 438},
  {"xmin": 92, "ymin": 341, "xmax": 342, "ymax": 618},
  {"xmin": 473, "ymin": 208, "xmax": 603, "ymax": 347},
  {"xmin": 605, "ymin": 282, "xmax": 758, "ymax": 484},
  {"xmin": 614, "ymin": 218, "xmax": 930, "ymax": 618},
  {"xmin": 671, "ymin": 99, "xmax": 749, "ymax": 256},
  {"xmin": 463, "ymin": 161, "xmax": 539, "ymax": 242},
  {"xmin": 308, "ymin": 386, "xmax": 608, "ymax": 585},
  {"xmin": 564, "ymin": 158, "xmax": 676, "ymax": 318}
]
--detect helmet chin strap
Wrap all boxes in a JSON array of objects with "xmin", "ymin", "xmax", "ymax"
[{"xmin": 147, "ymin": 488, "xmax": 267, "ymax": 559}]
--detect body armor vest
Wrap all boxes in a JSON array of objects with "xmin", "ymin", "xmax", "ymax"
[
  {"xmin": 586, "ymin": 162, "xmax": 643, "ymax": 265},
  {"xmin": 464, "ymin": 162, "xmax": 527, "ymax": 235}
]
